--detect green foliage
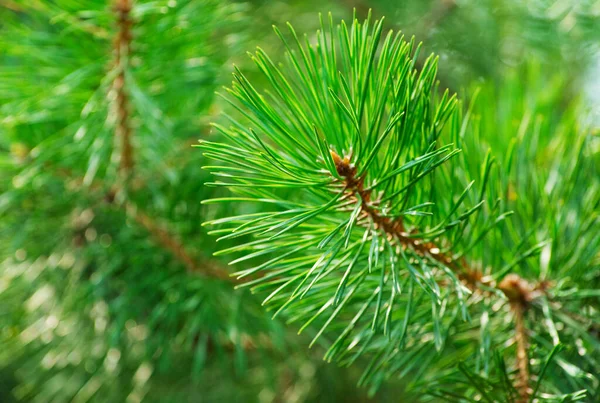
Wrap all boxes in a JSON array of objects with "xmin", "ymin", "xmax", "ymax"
[
  {"xmin": 202, "ymin": 14, "xmax": 599, "ymax": 400},
  {"xmin": 202, "ymin": 11, "xmax": 484, "ymax": 340},
  {"xmin": 1, "ymin": 0, "xmax": 598, "ymax": 401},
  {"xmin": 0, "ymin": 0, "xmax": 244, "ymax": 182},
  {"xmin": 0, "ymin": 1, "xmax": 315, "ymax": 402}
]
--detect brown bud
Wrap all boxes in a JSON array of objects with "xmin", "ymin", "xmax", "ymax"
[{"xmin": 498, "ymin": 274, "xmax": 531, "ymax": 304}]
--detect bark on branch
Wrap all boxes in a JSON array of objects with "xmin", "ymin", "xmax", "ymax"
[
  {"xmin": 113, "ymin": 0, "xmax": 134, "ymax": 176},
  {"xmin": 123, "ymin": 200, "xmax": 236, "ymax": 282},
  {"xmin": 498, "ymin": 274, "xmax": 533, "ymax": 402}
]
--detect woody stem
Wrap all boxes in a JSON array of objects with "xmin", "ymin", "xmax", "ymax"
[
  {"xmin": 113, "ymin": 0, "xmax": 134, "ymax": 176},
  {"xmin": 332, "ymin": 150, "xmax": 532, "ymax": 396}
]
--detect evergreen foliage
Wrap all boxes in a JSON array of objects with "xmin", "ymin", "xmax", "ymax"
[
  {"xmin": 202, "ymin": 14, "xmax": 599, "ymax": 401},
  {"xmin": 0, "ymin": 1, "xmax": 343, "ymax": 402},
  {"xmin": 0, "ymin": 1, "xmax": 598, "ymax": 402}
]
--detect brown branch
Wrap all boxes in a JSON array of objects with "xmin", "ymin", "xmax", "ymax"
[
  {"xmin": 0, "ymin": 0, "xmax": 23, "ymax": 11},
  {"xmin": 513, "ymin": 304, "xmax": 530, "ymax": 402},
  {"xmin": 46, "ymin": 164, "xmax": 236, "ymax": 283},
  {"xmin": 331, "ymin": 150, "xmax": 534, "ymax": 395},
  {"xmin": 113, "ymin": 0, "xmax": 134, "ymax": 175},
  {"xmin": 498, "ymin": 274, "xmax": 532, "ymax": 402},
  {"xmin": 331, "ymin": 150, "xmax": 466, "ymax": 275},
  {"xmin": 103, "ymin": 1, "xmax": 235, "ymax": 284},
  {"xmin": 122, "ymin": 200, "xmax": 236, "ymax": 283}
]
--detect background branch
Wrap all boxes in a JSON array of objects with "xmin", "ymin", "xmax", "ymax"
[{"xmin": 113, "ymin": 0, "xmax": 134, "ymax": 176}]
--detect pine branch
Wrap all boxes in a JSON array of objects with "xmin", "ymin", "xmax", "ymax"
[
  {"xmin": 44, "ymin": 162, "xmax": 236, "ymax": 283},
  {"xmin": 498, "ymin": 274, "xmax": 533, "ymax": 402},
  {"xmin": 331, "ymin": 149, "xmax": 461, "ymax": 272},
  {"xmin": 333, "ymin": 128, "xmax": 535, "ymax": 398},
  {"xmin": 113, "ymin": 0, "xmax": 134, "ymax": 176},
  {"xmin": 105, "ymin": 1, "xmax": 235, "ymax": 282},
  {"xmin": 0, "ymin": 0, "xmax": 22, "ymax": 12},
  {"xmin": 200, "ymin": 15, "xmax": 599, "ymax": 399},
  {"xmin": 122, "ymin": 199, "xmax": 236, "ymax": 282},
  {"xmin": 1, "ymin": 2, "xmax": 294, "ymax": 401}
]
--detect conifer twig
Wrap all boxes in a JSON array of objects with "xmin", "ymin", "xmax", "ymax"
[
  {"xmin": 331, "ymin": 150, "xmax": 465, "ymax": 274},
  {"xmin": 199, "ymin": 16, "xmax": 589, "ymax": 398},
  {"xmin": 109, "ymin": 1, "xmax": 237, "ymax": 283},
  {"xmin": 513, "ymin": 303, "xmax": 530, "ymax": 402},
  {"xmin": 46, "ymin": 164, "xmax": 236, "ymax": 283},
  {"xmin": 498, "ymin": 274, "xmax": 532, "ymax": 402},
  {"xmin": 123, "ymin": 200, "xmax": 236, "ymax": 282},
  {"xmin": 332, "ymin": 149, "xmax": 533, "ymax": 397},
  {"xmin": 0, "ymin": 0, "xmax": 22, "ymax": 11},
  {"xmin": 113, "ymin": 0, "xmax": 134, "ymax": 175}
]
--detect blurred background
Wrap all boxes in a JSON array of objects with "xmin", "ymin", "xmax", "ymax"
[{"xmin": 0, "ymin": 0, "xmax": 598, "ymax": 402}]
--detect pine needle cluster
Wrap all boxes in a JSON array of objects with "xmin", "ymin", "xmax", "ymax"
[{"xmin": 202, "ymin": 14, "xmax": 599, "ymax": 401}]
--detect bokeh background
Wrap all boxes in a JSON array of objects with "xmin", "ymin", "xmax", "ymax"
[{"xmin": 1, "ymin": 0, "xmax": 598, "ymax": 402}]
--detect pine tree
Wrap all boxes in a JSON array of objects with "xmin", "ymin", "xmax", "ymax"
[
  {"xmin": 1, "ymin": 1, "xmax": 599, "ymax": 402},
  {"xmin": 201, "ymin": 13, "xmax": 599, "ymax": 402}
]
